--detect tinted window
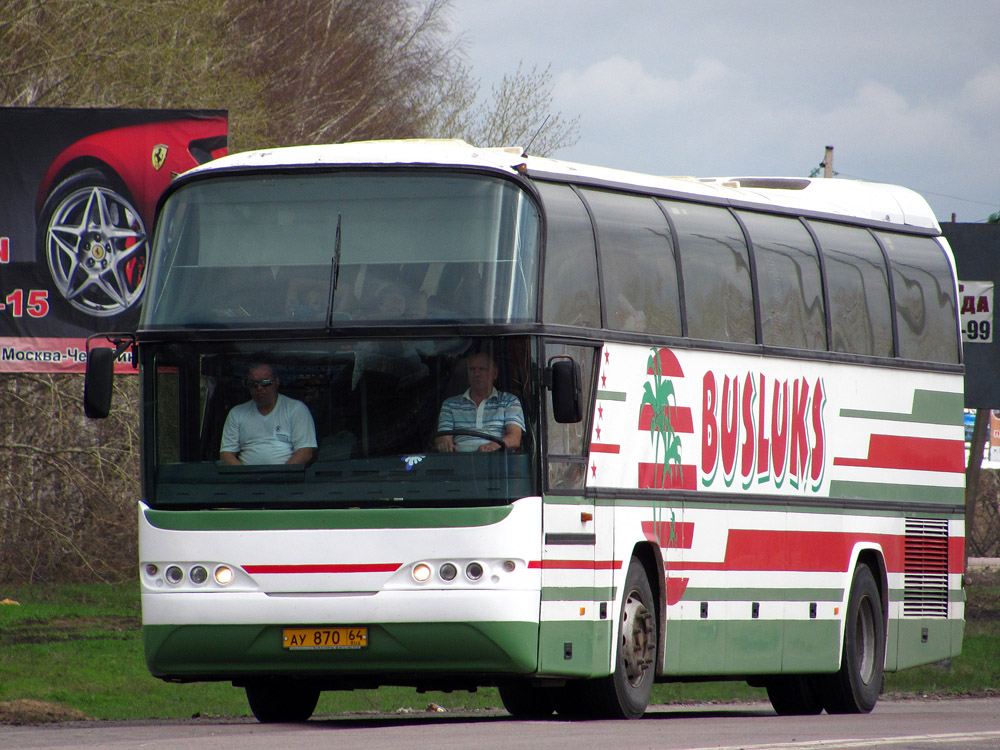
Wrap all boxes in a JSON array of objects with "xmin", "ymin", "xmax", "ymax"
[
  {"xmin": 539, "ymin": 183, "xmax": 600, "ymax": 328},
  {"xmin": 811, "ymin": 222, "xmax": 893, "ymax": 357},
  {"xmin": 738, "ymin": 212, "xmax": 825, "ymax": 350},
  {"xmin": 144, "ymin": 172, "xmax": 540, "ymax": 327},
  {"xmin": 878, "ymin": 233, "xmax": 959, "ymax": 364},
  {"xmin": 662, "ymin": 201, "xmax": 755, "ymax": 344},
  {"xmin": 583, "ymin": 189, "xmax": 681, "ymax": 335}
]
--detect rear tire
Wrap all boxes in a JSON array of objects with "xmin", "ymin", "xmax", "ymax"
[
  {"xmin": 765, "ymin": 675, "xmax": 824, "ymax": 715},
  {"xmin": 577, "ymin": 556, "xmax": 657, "ymax": 719},
  {"xmin": 245, "ymin": 680, "xmax": 320, "ymax": 723},
  {"xmin": 818, "ymin": 564, "xmax": 885, "ymax": 714},
  {"xmin": 498, "ymin": 683, "xmax": 555, "ymax": 718}
]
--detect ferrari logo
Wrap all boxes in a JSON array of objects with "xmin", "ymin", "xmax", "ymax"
[{"xmin": 151, "ymin": 144, "xmax": 168, "ymax": 171}]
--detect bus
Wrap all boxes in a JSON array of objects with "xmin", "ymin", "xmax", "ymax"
[{"xmin": 85, "ymin": 139, "xmax": 965, "ymax": 722}]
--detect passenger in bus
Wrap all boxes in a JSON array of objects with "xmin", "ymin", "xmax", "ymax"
[
  {"xmin": 434, "ymin": 352, "xmax": 524, "ymax": 452},
  {"xmin": 219, "ymin": 363, "xmax": 317, "ymax": 465}
]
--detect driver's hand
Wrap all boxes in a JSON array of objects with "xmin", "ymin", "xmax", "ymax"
[
  {"xmin": 435, "ymin": 436, "xmax": 456, "ymax": 452},
  {"xmin": 477, "ymin": 442, "xmax": 501, "ymax": 452}
]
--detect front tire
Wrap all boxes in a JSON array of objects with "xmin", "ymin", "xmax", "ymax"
[
  {"xmin": 578, "ymin": 556, "xmax": 657, "ymax": 719},
  {"xmin": 245, "ymin": 680, "xmax": 320, "ymax": 723},
  {"xmin": 818, "ymin": 564, "xmax": 885, "ymax": 714}
]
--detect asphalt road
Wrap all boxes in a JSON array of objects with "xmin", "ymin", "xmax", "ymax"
[{"xmin": 4, "ymin": 697, "xmax": 1000, "ymax": 750}]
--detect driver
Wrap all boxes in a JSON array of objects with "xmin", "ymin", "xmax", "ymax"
[{"xmin": 434, "ymin": 352, "xmax": 524, "ymax": 453}]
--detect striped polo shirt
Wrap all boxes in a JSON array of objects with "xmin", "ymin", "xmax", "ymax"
[{"xmin": 437, "ymin": 388, "xmax": 525, "ymax": 451}]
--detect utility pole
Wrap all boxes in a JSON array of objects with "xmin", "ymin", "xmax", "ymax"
[{"xmin": 823, "ymin": 145, "xmax": 834, "ymax": 178}]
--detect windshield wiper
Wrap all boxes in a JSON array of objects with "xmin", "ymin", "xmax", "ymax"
[{"xmin": 326, "ymin": 213, "xmax": 342, "ymax": 328}]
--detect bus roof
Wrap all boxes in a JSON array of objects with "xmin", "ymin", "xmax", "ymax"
[{"xmin": 187, "ymin": 139, "xmax": 941, "ymax": 231}]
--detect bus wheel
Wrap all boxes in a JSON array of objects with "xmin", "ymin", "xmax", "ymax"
[
  {"xmin": 765, "ymin": 675, "xmax": 824, "ymax": 715},
  {"xmin": 498, "ymin": 683, "xmax": 555, "ymax": 718},
  {"xmin": 819, "ymin": 564, "xmax": 885, "ymax": 714},
  {"xmin": 582, "ymin": 556, "xmax": 657, "ymax": 719},
  {"xmin": 245, "ymin": 680, "xmax": 320, "ymax": 723}
]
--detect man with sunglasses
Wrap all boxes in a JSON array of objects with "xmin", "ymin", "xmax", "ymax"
[{"xmin": 219, "ymin": 363, "xmax": 317, "ymax": 466}]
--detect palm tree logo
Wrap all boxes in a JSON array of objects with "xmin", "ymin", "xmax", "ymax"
[{"xmin": 641, "ymin": 347, "xmax": 683, "ymax": 488}]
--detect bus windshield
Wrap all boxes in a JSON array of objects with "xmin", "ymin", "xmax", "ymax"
[
  {"xmin": 146, "ymin": 336, "xmax": 537, "ymax": 509},
  {"xmin": 141, "ymin": 171, "xmax": 540, "ymax": 328}
]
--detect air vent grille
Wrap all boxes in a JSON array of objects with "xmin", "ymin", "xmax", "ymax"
[{"xmin": 903, "ymin": 518, "xmax": 949, "ymax": 618}]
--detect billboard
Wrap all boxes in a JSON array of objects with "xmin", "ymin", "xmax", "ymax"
[
  {"xmin": 944, "ymin": 222, "xmax": 1000, "ymax": 408},
  {"xmin": 0, "ymin": 107, "xmax": 227, "ymax": 373}
]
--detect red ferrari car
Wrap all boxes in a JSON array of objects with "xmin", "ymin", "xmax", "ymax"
[{"xmin": 35, "ymin": 115, "xmax": 227, "ymax": 318}]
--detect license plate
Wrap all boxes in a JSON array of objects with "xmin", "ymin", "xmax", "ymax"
[{"xmin": 282, "ymin": 627, "xmax": 368, "ymax": 650}]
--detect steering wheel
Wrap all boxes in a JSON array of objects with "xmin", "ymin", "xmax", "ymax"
[{"xmin": 434, "ymin": 429, "xmax": 507, "ymax": 452}]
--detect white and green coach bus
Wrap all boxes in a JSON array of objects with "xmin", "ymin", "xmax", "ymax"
[{"xmin": 85, "ymin": 139, "xmax": 965, "ymax": 722}]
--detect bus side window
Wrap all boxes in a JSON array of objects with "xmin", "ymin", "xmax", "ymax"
[
  {"xmin": 811, "ymin": 222, "xmax": 893, "ymax": 358},
  {"xmin": 738, "ymin": 211, "xmax": 826, "ymax": 351},
  {"xmin": 582, "ymin": 189, "xmax": 681, "ymax": 336},
  {"xmin": 663, "ymin": 201, "xmax": 755, "ymax": 344},
  {"xmin": 538, "ymin": 183, "xmax": 600, "ymax": 329},
  {"xmin": 877, "ymin": 232, "xmax": 960, "ymax": 364}
]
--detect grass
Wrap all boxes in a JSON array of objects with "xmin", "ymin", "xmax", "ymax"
[{"xmin": 1, "ymin": 580, "xmax": 996, "ymax": 721}]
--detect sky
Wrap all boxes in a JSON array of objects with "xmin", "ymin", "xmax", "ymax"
[{"xmin": 446, "ymin": 0, "xmax": 1000, "ymax": 224}]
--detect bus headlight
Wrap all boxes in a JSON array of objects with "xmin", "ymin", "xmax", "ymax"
[
  {"xmin": 190, "ymin": 565, "xmax": 209, "ymax": 585},
  {"xmin": 412, "ymin": 563, "xmax": 433, "ymax": 582},
  {"xmin": 165, "ymin": 565, "xmax": 184, "ymax": 584},
  {"xmin": 214, "ymin": 565, "xmax": 235, "ymax": 585}
]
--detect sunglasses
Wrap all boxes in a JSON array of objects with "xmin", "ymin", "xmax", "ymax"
[{"xmin": 245, "ymin": 378, "xmax": 276, "ymax": 389}]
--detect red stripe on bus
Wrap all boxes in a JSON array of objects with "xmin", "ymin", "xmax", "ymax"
[
  {"xmin": 833, "ymin": 434, "xmax": 965, "ymax": 473},
  {"xmin": 590, "ymin": 443, "xmax": 621, "ymax": 454},
  {"xmin": 637, "ymin": 404, "xmax": 694, "ymax": 433},
  {"xmin": 669, "ymin": 528, "xmax": 964, "ymax": 574},
  {"xmin": 529, "ymin": 560, "xmax": 623, "ymax": 570},
  {"xmin": 638, "ymin": 462, "xmax": 698, "ymax": 490},
  {"xmin": 243, "ymin": 564, "xmax": 402, "ymax": 574}
]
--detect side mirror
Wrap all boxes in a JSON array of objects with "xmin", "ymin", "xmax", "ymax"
[
  {"xmin": 84, "ymin": 346, "xmax": 117, "ymax": 418},
  {"xmin": 549, "ymin": 357, "xmax": 582, "ymax": 424}
]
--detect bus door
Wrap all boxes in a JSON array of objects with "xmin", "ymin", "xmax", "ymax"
[{"xmin": 538, "ymin": 342, "xmax": 608, "ymax": 677}]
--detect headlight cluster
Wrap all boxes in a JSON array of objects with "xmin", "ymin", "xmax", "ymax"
[
  {"xmin": 410, "ymin": 559, "xmax": 517, "ymax": 585},
  {"xmin": 144, "ymin": 562, "xmax": 235, "ymax": 588}
]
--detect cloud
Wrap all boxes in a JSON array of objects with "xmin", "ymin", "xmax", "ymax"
[{"xmin": 555, "ymin": 56, "xmax": 730, "ymax": 114}]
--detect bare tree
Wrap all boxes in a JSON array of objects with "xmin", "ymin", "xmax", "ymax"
[
  {"xmin": 0, "ymin": 0, "xmax": 581, "ymax": 584},
  {"xmin": 458, "ymin": 62, "xmax": 579, "ymax": 156}
]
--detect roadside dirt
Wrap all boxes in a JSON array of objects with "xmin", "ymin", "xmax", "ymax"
[{"xmin": 0, "ymin": 699, "xmax": 91, "ymax": 725}]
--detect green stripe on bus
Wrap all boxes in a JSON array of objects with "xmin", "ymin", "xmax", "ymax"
[
  {"xmin": 663, "ymin": 619, "xmax": 840, "ymax": 675},
  {"xmin": 538, "ymin": 619, "xmax": 613, "ymax": 677},
  {"xmin": 607, "ymin": 496, "xmax": 962, "ymax": 518},
  {"xmin": 895, "ymin": 618, "xmax": 964, "ymax": 669},
  {"xmin": 839, "ymin": 389, "xmax": 963, "ymax": 425},
  {"xmin": 143, "ymin": 504, "xmax": 514, "ymax": 531},
  {"xmin": 596, "ymin": 390, "xmax": 627, "ymax": 402},
  {"xmin": 145, "ymin": 620, "xmax": 538, "ymax": 677},
  {"xmin": 541, "ymin": 587, "xmax": 616, "ymax": 602},
  {"xmin": 828, "ymin": 480, "xmax": 964, "ymax": 504},
  {"xmin": 679, "ymin": 588, "xmax": 844, "ymax": 602}
]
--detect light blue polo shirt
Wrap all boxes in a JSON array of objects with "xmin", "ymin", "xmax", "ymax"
[{"xmin": 437, "ymin": 388, "xmax": 525, "ymax": 451}]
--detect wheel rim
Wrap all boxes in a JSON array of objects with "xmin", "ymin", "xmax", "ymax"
[
  {"xmin": 620, "ymin": 588, "xmax": 655, "ymax": 686},
  {"xmin": 855, "ymin": 595, "xmax": 877, "ymax": 684},
  {"xmin": 45, "ymin": 184, "xmax": 147, "ymax": 317}
]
